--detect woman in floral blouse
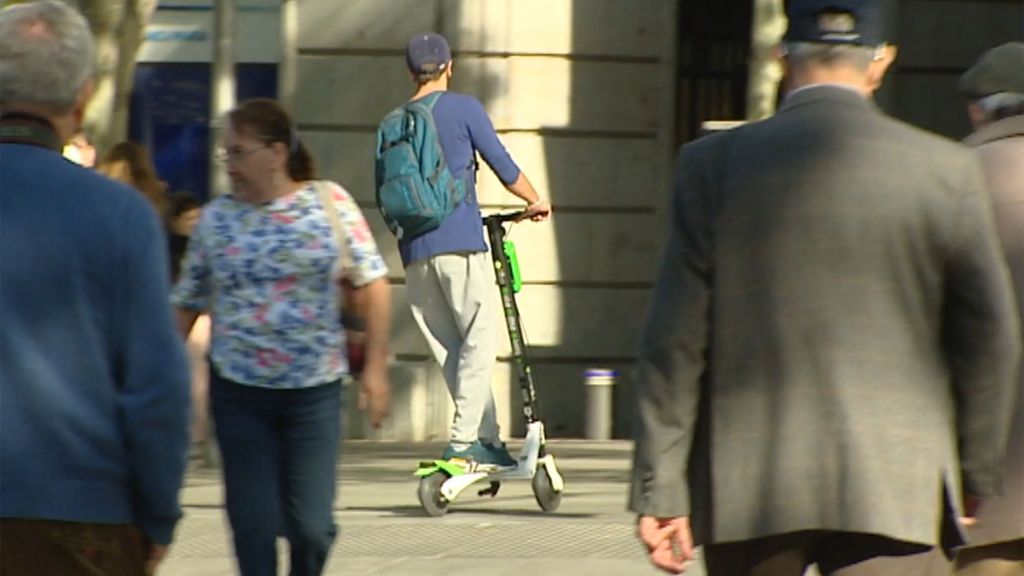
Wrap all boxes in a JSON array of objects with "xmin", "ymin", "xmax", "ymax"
[{"xmin": 172, "ymin": 99, "xmax": 391, "ymax": 576}]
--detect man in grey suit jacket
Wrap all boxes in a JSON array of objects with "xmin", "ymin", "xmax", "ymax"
[
  {"xmin": 629, "ymin": 1, "xmax": 1021, "ymax": 575},
  {"xmin": 955, "ymin": 41, "xmax": 1024, "ymax": 576}
]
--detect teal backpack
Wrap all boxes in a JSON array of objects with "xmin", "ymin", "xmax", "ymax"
[{"xmin": 375, "ymin": 92, "xmax": 465, "ymax": 240}]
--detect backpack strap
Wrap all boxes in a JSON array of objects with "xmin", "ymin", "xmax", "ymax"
[
  {"xmin": 401, "ymin": 91, "xmax": 445, "ymax": 136},
  {"xmin": 406, "ymin": 92, "xmax": 476, "ymax": 185},
  {"xmin": 407, "ymin": 91, "xmax": 444, "ymax": 111}
]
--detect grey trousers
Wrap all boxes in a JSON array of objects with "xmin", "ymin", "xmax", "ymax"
[{"xmin": 406, "ymin": 251, "xmax": 501, "ymax": 446}]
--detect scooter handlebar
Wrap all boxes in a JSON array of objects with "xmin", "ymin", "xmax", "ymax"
[{"xmin": 482, "ymin": 211, "xmax": 527, "ymax": 225}]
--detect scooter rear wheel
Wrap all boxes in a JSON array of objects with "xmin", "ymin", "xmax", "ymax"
[
  {"xmin": 417, "ymin": 471, "xmax": 450, "ymax": 517},
  {"xmin": 532, "ymin": 465, "xmax": 562, "ymax": 512}
]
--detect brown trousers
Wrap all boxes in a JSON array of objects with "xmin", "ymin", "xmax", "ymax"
[
  {"xmin": 703, "ymin": 530, "xmax": 950, "ymax": 576},
  {"xmin": 956, "ymin": 539, "xmax": 1024, "ymax": 576},
  {"xmin": 0, "ymin": 519, "xmax": 146, "ymax": 576}
]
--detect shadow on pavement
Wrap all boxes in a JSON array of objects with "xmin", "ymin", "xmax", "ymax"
[{"xmin": 343, "ymin": 504, "xmax": 599, "ymax": 519}]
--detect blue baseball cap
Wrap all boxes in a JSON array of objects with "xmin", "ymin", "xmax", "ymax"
[
  {"xmin": 406, "ymin": 32, "xmax": 452, "ymax": 74},
  {"xmin": 784, "ymin": 0, "xmax": 886, "ymax": 46}
]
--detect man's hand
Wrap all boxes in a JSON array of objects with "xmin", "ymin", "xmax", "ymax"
[
  {"xmin": 351, "ymin": 276, "xmax": 390, "ymax": 428},
  {"xmin": 960, "ymin": 495, "xmax": 982, "ymax": 527},
  {"xmin": 133, "ymin": 531, "xmax": 168, "ymax": 576},
  {"xmin": 358, "ymin": 364, "xmax": 390, "ymax": 428},
  {"xmin": 523, "ymin": 199, "xmax": 551, "ymax": 222},
  {"xmin": 637, "ymin": 516, "xmax": 695, "ymax": 574},
  {"xmin": 144, "ymin": 542, "xmax": 168, "ymax": 575}
]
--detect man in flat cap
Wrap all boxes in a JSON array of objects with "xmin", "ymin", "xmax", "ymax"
[
  {"xmin": 954, "ymin": 41, "xmax": 1024, "ymax": 576},
  {"xmin": 629, "ymin": 1, "xmax": 1021, "ymax": 574}
]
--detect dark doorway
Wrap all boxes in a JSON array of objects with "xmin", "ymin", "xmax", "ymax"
[
  {"xmin": 886, "ymin": 0, "xmax": 1023, "ymax": 139},
  {"xmin": 676, "ymin": 0, "xmax": 754, "ymax": 146}
]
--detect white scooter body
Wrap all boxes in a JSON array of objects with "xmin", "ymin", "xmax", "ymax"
[{"xmin": 438, "ymin": 421, "xmax": 565, "ymax": 502}]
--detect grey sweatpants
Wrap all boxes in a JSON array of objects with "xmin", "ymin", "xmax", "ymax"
[{"xmin": 405, "ymin": 251, "xmax": 501, "ymax": 446}]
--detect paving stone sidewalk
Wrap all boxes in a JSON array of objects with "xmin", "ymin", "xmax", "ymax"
[{"xmin": 161, "ymin": 440, "xmax": 697, "ymax": 576}]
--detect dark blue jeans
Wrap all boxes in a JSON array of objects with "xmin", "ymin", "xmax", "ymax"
[{"xmin": 210, "ymin": 369, "xmax": 342, "ymax": 576}]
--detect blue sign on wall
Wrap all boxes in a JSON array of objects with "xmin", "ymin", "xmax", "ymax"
[{"xmin": 128, "ymin": 63, "xmax": 277, "ymax": 202}]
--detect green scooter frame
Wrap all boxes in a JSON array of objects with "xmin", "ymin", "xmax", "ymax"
[{"xmin": 414, "ymin": 212, "xmax": 565, "ymax": 517}]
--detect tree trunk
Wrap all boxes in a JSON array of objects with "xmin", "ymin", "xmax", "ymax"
[
  {"xmin": 77, "ymin": 0, "xmax": 157, "ymax": 155},
  {"xmin": 209, "ymin": 0, "xmax": 237, "ymax": 198},
  {"xmin": 746, "ymin": 0, "xmax": 787, "ymax": 121}
]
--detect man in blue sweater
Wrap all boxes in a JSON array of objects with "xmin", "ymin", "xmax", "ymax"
[
  {"xmin": 396, "ymin": 33, "xmax": 551, "ymax": 466},
  {"xmin": 0, "ymin": 2, "xmax": 191, "ymax": 574}
]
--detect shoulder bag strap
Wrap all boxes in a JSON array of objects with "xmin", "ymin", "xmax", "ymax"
[{"xmin": 313, "ymin": 180, "xmax": 354, "ymax": 274}]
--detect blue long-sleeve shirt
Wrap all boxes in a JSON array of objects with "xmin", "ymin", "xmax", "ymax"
[
  {"xmin": 0, "ymin": 143, "xmax": 190, "ymax": 545},
  {"xmin": 399, "ymin": 91, "xmax": 521, "ymax": 266}
]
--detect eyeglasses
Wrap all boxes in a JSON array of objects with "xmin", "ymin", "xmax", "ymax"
[{"xmin": 215, "ymin": 145, "xmax": 269, "ymax": 164}]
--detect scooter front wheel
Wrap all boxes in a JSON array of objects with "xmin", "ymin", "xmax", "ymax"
[
  {"xmin": 417, "ymin": 471, "xmax": 451, "ymax": 517},
  {"xmin": 532, "ymin": 465, "xmax": 562, "ymax": 512}
]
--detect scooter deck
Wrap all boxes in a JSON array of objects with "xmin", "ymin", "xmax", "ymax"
[{"xmin": 415, "ymin": 458, "xmax": 516, "ymax": 478}]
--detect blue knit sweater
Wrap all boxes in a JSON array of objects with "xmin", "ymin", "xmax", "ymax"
[{"xmin": 0, "ymin": 143, "xmax": 190, "ymax": 545}]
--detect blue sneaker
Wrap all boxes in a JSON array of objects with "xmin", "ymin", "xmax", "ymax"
[
  {"xmin": 441, "ymin": 441, "xmax": 515, "ymax": 467},
  {"xmin": 441, "ymin": 441, "xmax": 486, "ymax": 462},
  {"xmin": 480, "ymin": 440, "xmax": 517, "ymax": 468}
]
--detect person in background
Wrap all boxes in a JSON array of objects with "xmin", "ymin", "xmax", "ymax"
[
  {"xmin": 954, "ymin": 41, "xmax": 1024, "ymax": 576},
  {"xmin": 0, "ymin": 2, "xmax": 190, "ymax": 574},
  {"xmin": 377, "ymin": 32, "xmax": 551, "ymax": 467},
  {"xmin": 167, "ymin": 189, "xmax": 217, "ymax": 467},
  {"xmin": 167, "ymin": 189, "xmax": 203, "ymax": 282},
  {"xmin": 172, "ymin": 98, "xmax": 391, "ymax": 576},
  {"xmin": 97, "ymin": 140, "xmax": 170, "ymax": 223},
  {"xmin": 62, "ymin": 127, "xmax": 95, "ymax": 167}
]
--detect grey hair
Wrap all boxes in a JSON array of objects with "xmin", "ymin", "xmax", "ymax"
[
  {"xmin": 0, "ymin": 0, "xmax": 95, "ymax": 114},
  {"xmin": 782, "ymin": 41, "xmax": 879, "ymax": 72},
  {"xmin": 975, "ymin": 92, "xmax": 1024, "ymax": 122}
]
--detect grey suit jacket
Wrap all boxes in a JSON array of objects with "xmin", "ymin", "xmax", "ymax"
[
  {"xmin": 963, "ymin": 114, "xmax": 1024, "ymax": 547},
  {"xmin": 629, "ymin": 86, "xmax": 1021, "ymax": 552}
]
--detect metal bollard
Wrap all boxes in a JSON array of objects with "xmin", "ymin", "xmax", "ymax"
[{"xmin": 584, "ymin": 369, "xmax": 616, "ymax": 440}]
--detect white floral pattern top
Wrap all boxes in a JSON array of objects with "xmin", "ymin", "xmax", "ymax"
[{"xmin": 171, "ymin": 181, "xmax": 388, "ymax": 388}]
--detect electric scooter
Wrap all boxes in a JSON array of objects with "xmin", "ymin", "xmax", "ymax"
[{"xmin": 414, "ymin": 211, "xmax": 565, "ymax": 517}]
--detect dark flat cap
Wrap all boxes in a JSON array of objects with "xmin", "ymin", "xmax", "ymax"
[
  {"xmin": 785, "ymin": 0, "xmax": 886, "ymax": 46},
  {"xmin": 959, "ymin": 42, "xmax": 1024, "ymax": 99}
]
